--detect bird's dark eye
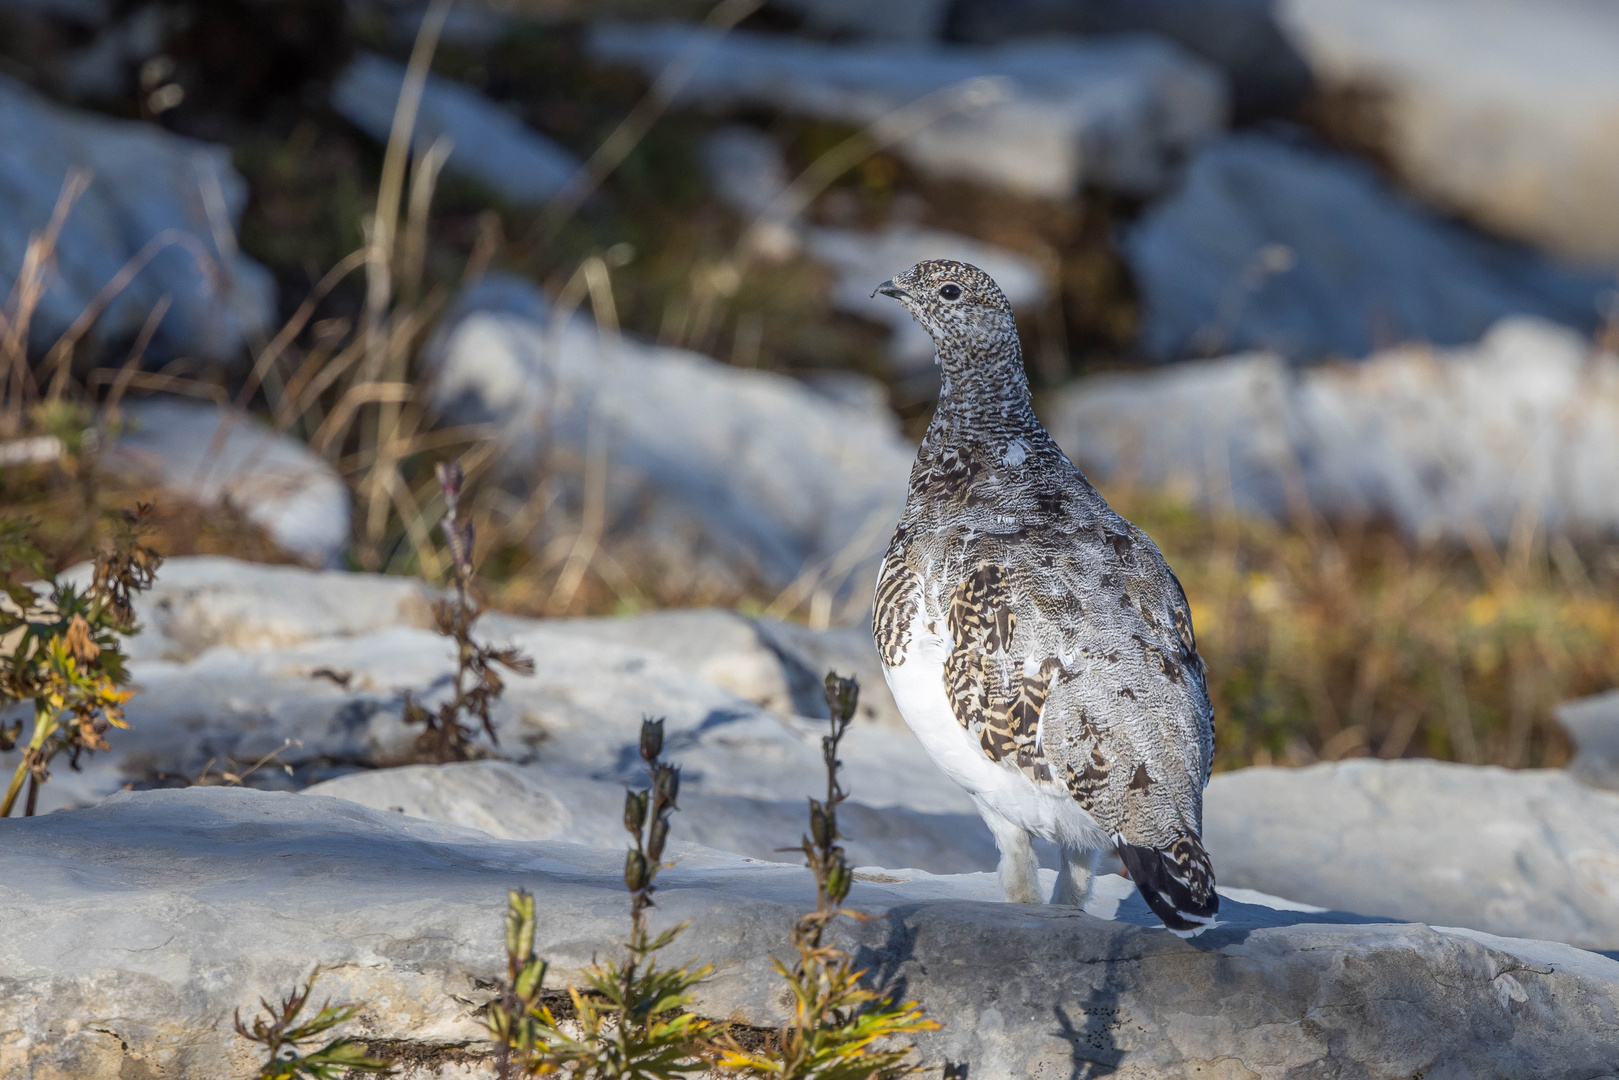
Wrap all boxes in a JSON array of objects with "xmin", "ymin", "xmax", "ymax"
[{"xmin": 939, "ymin": 283, "xmax": 962, "ymax": 301}]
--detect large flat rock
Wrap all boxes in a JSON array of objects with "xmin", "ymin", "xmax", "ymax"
[
  {"xmin": 1280, "ymin": 0, "xmax": 1619, "ymax": 264},
  {"xmin": 4, "ymin": 787, "xmax": 1618, "ymax": 1079},
  {"xmin": 331, "ymin": 51, "xmax": 581, "ymax": 204},
  {"xmin": 1045, "ymin": 315, "xmax": 1619, "ymax": 541},
  {"xmin": 0, "ymin": 73, "xmax": 276, "ymax": 364},
  {"xmin": 105, "ymin": 399, "xmax": 352, "ymax": 567},
  {"xmin": 427, "ymin": 284, "xmax": 915, "ymax": 609},
  {"xmin": 1205, "ymin": 759, "xmax": 1619, "ymax": 951},
  {"xmin": 1124, "ymin": 132, "xmax": 1608, "ymax": 363},
  {"xmin": 304, "ymin": 759, "xmax": 998, "ymax": 875},
  {"xmin": 587, "ymin": 22, "xmax": 1226, "ymax": 199}
]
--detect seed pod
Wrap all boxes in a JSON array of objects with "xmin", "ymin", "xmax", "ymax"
[
  {"xmin": 624, "ymin": 849, "xmax": 649, "ymax": 893},
  {"xmin": 822, "ymin": 673, "xmax": 859, "ymax": 724},
  {"xmin": 826, "ymin": 856, "xmax": 852, "ymax": 904},
  {"xmin": 810, "ymin": 800, "xmax": 834, "ymax": 849},
  {"xmin": 654, "ymin": 763, "xmax": 680, "ymax": 809},
  {"xmin": 624, "ymin": 789, "xmax": 649, "ymax": 835},
  {"xmin": 647, "ymin": 814, "xmax": 669, "ymax": 862},
  {"xmin": 640, "ymin": 717, "xmax": 665, "ymax": 762}
]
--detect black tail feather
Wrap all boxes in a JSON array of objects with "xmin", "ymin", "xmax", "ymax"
[{"xmin": 1117, "ymin": 835, "xmax": 1219, "ymax": 932}]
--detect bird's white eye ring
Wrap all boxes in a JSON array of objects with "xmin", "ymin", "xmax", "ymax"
[{"xmin": 938, "ymin": 283, "xmax": 962, "ymax": 301}]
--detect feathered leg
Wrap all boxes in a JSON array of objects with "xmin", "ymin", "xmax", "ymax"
[
  {"xmin": 1052, "ymin": 846, "xmax": 1100, "ymax": 907},
  {"xmin": 979, "ymin": 803, "xmax": 1040, "ymax": 903}
]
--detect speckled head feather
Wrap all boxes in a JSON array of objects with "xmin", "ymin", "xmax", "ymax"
[
  {"xmin": 870, "ymin": 260, "xmax": 1220, "ymax": 931},
  {"xmin": 875, "ymin": 260, "xmax": 1025, "ymax": 403}
]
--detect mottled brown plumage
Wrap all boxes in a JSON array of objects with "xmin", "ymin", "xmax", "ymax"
[{"xmin": 871, "ymin": 260, "xmax": 1218, "ymax": 930}]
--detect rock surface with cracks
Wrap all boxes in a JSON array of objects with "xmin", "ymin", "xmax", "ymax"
[{"xmin": 3, "ymin": 786, "xmax": 1619, "ymax": 1080}]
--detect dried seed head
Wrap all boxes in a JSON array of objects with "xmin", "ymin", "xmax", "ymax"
[
  {"xmin": 624, "ymin": 789, "xmax": 649, "ymax": 835},
  {"xmin": 624, "ymin": 849, "xmax": 650, "ymax": 893},
  {"xmin": 654, "ymin": 763, "xmax": 680, "ymax": 809},
  {"xmin": 823, "ymin": 672, "xmax": 860, "ymax": 724},
  {"xmin": 436, "ymin": 460, "xmax": 464, "ymax": 501},
  {"xmin": 647, "ymin": 814, "xmax": 669, "ymax": 862},
  {"xmin": 810, "ymin": 800, "xmax": 834, "ymax": 849},
  {"xmin": 640, "ymin": 717, "xmax": 665, "ymax": 763},
  {"xmin": 826, "ymin": 855, "xmax": 852, "ymax": 905}
]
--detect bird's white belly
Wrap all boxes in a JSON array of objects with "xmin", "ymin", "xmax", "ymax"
[{"xmin": 881, "ymin": 615, "xmax": 1106, "ymax": 850}]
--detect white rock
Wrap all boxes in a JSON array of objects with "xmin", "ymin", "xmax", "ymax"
[
  {"xmin": 806, "ymin": 223, "xmax": 1052, "ymax": 374},
  {"xmin": 427, "ymin": 288, "xmax": 914, "ymax": 607},
  {"xmin": 588, "ymin": 23, "xmax": 1227, "ymax": 198},
  {"xmin": 1124, "ymin": 132, "xmax": 1608, "ymax": 363},
  {"xmin": 1558, "ymin": 689, "xmax": 1619, "ymax": 792},
  {"xmin": 99, "ymin": 556, "xmax": 436, "ymax": 663},
  {"xmin": 105, "ymin": 397, "xmax": 351, "ymax": 565},
  {"xmin": 305, "ymin": 759, "xmax": 999, "ymax": 874},
  {"xmin": 946, "ymin": 0, "xmax": 1312, "ymax": 118},
  {"xmin": 7, "ymin": 786, "xmax": 1619, "ymax": 1079},
  {"xmin": 1046, "ymin": 316, "xmax": 1619, "ymax": 541},
  {"xmin": 27, "ymin": 588, "xmax": 957, "ymax": 817},
  {"xmin": 1205, "ymin": 758, "xmax": 1619, "ymax": 951},
  {"xmin": 0, "ymin": 73, "xmax": 276, "ymax": 363},
  {"xmin": 331, "ymin": 51, "xmax": 581, "ymax": 205},
  {"xmin": 1279, "ymin": 0, "xmax": 1619, "ymax": 263}
]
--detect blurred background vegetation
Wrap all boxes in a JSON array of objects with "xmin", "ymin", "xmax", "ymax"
[{"xmin": 1, "ymin": 0, "xmax": 1615, "ymax": 774}]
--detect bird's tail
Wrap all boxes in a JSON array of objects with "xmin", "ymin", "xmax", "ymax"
[{"xmin": 1116, "ymin": 832, "xmax": 1219, "ymax": 932}]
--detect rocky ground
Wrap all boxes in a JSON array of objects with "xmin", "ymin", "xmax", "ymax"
[{"xmin": 6, "ymin": 557, "xmax": 1619, "ymax": 1077}]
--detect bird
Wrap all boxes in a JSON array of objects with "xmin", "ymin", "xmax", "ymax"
[{"xmin": 869, "ymin": 259, "xmax": 1218, "ymax": 931}]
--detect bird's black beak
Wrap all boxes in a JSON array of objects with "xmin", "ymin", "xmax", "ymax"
[{"xmin": 872, "ymin": 279, "xmax": 910, "ymax": 301}]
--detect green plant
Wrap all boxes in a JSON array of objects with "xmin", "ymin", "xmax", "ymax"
[
  {"xmin": 716, "ymin": 674, "xmax": 939, "ymax": 1080},
  {"xmin": 0, "ymin": 505, "xmax": 161, "ymax": 817},
  {"xmin": 402, "ymin": 461, "xmax": 535, "ymax": 763},
  {"xmin": 234, "ymin": 968, "xmax": 396, "ymax": 1079},
  {"xmin": 486, "ymin": 717, "xmax": 715, "ymax": 1079}
]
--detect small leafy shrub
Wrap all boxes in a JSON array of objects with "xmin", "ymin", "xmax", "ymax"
[
  {"xmin": 716, "ymin": 674, "xmax": 939, "ymax": 1079},
  {"xmin": 403, "ymin": 461, "xmax": 535, "ymax": 763},
  {"xmin": 0, "ymin": 505, "xmax": 161, "ymax": 817},
  {"xmin": 486, "ymin": 717, "xmax": 714, "ymax": 1079},
  {"xmin": 234, "ymin": 968, "xmax": 395, "ymax": 1079}
]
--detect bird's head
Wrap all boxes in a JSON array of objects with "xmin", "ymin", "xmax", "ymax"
[{"xmin": 871, "ymin": 259, "xmax": 1018, "ymax": 357}]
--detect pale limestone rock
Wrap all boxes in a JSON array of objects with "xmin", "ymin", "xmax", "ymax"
[
  {"xmin": 1205, "ymin": 758, "xmax": 1619, "ymax": 950},
  {"xmin": 1046, "ymin": 316, "xmax": 1619, "ymax": 542},
  {"xmin": 588, "ymin": 23, "xmax": 1227, "ymax": 199},
  {"xmin": 1279, "ymin": 0, "xmax": 1619, "ymax": 263},
  {"xmin": 5, "ymin": 786, "xmax": 1618, "ymax": 1079}
]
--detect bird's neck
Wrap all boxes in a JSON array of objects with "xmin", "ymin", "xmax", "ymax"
[{"xmin": 925, "ymin": 332, "xmax": 1041, "ymax": 451}]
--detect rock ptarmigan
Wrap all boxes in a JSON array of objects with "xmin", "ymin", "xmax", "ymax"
[{"xmin": 870, "ymin": 259, "xmax": 1218, "ymax": 931}]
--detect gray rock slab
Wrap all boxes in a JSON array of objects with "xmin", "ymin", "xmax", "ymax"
[
  {"xmin": 1559, "ymin": 690, "xmax": 1619, "ymax": 792},
  {"xmin": 1045, "ymin": 315, "xmax": 1619, "ymax": 541},
  {"xmin": 427, "ymin": 289, "xmax": 915, "ymax": 611},
  {"xmin": 28, "ymin": 605, "xmax": 966, "ymax": 817},
  {"xmin": 0, "ymin": 73, "xmax": 276, "ymax": 363},
  {"xmin": 5, "ymin": 787, "xmax": 1619, "ymax": 1079},
  {"xmin": 588, "ymin": 22, "xmax": 1227, "ymax": 198},
  {"xmin": 1279, "ymin": 0, "xmax": 1619, "ymax": 264},
  {"xmin": 1124, "ymin": 131, "xmax": 1609, "ymax": 363},
  {"xmin": 945, "ymin": 0, "xmax": 1311, "ymax": 120},
  {"xmin": 102, "ymin": 555, "xmax": 435, "ymax": 663},
  {"xmin": 104, "ymin": 397, "xmax": 352, "ymax": 566},
  {"xmin": 331, "ymin": 51, "xmax": 580, "ymax": 205},
  {"xmin": 305, "ymin": 759, "xmax": 998, "ymax": 874},
  {"xmin": 1204, "ymin": 758, "xmax": 1619, "ymax": 951}
]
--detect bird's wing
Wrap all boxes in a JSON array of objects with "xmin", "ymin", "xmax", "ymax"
[{"xmin": 940, "ymin": 515, "xmax": 1219, "ymax": 929}]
